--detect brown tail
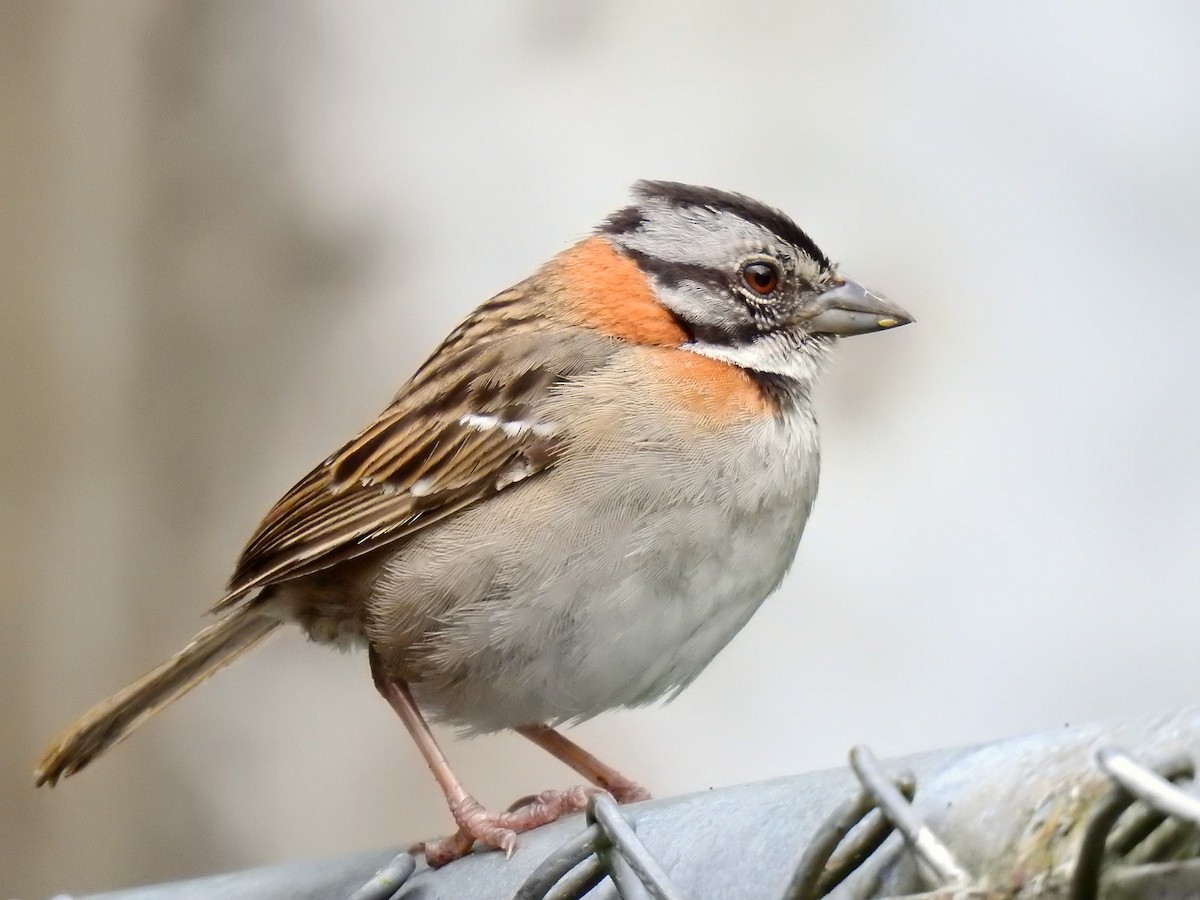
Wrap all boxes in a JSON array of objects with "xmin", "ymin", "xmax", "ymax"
[{"xmin": 35, "ymin": 605, "xmax": 280, "ymax": 786}]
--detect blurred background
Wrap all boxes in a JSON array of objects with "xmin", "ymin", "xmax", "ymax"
[{"xmin": 4, "ymin": 2, "xmax": 1200, "ymax": 896}]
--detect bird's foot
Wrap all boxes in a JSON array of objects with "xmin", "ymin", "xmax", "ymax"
[
  {"xmin": 598, "ymin": 775, "xmax": 651, "ymax": 804},
  {"xmin": 417, "ymin": 786, "xmax": 597, "ymax": 867}
]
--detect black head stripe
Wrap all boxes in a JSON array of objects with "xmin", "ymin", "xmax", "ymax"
[
  {"xmin": 599, "ymin": 205, "xmax": 647, "ymax": 235},
  {"xmin": 618, "ymin": 246, "xmax": 760, "ymax": 347},
  {"xmin": 619, "ymin": 246, "xmax": 727, "ymax": 293},
  {"xmin": 631, "ymin": 180, "xmax": 831, "ymax": 270}
]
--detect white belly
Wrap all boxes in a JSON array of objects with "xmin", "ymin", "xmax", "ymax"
[
  {"xmin": 557, "ymin": 503, "xmax": 811, "ymax": 712},
  {"xmin": 385, "ymin": 402, "xmax": 821, "ymax": 732}
]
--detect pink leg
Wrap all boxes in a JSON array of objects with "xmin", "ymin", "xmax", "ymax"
[
  {"xmin": 370, "ymin": 662, "xmax": 594, "ymax": 866},
  {"xmin": 516, "ymin": 724, "xmax": 652, "ymax": 803}
]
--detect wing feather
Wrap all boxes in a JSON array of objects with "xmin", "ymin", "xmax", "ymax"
[{"xmin": 213, "ymin": 310, "xmax": 611, "ymax": 612}]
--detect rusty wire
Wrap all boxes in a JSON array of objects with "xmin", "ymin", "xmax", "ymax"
[
  {"xmin": 1069, "ymin": 751, "xmax": 1195, "ymax": 900},
  {"xmin": 1099, "ymin": 749, "xmax": 1200, "ymax": 827}
]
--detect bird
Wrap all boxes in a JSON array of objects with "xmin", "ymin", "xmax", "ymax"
[{"xmin": 35, "ymin": 180, "xmax": 913, "ymax": 866}]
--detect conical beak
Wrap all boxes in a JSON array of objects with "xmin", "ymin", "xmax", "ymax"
[{"xmin": 802, "ymin": 278, "xmax": 914, "ymax": 337}]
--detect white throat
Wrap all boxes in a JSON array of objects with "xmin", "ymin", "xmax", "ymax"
[{"xmin": 683, "ymin": 331, "xmax": 834, "ymax": 390}]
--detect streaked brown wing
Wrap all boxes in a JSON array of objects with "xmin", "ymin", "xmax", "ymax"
[
  {"xmin": 218, "ymin": 412, "xmax": 557, "ymax": 604},
  {"xmin": 214, "ymin": 301, "xmax": 611, "ymax": 611}
]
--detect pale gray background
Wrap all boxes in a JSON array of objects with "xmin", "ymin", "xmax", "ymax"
[{"xmin": 4, "ymin": 2, "xmax": 1199, "ymax": 897}]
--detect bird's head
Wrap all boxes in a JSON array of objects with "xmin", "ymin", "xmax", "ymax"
[{"xmin": 589, "ymin": 180, "xmax": 913, "ymax": 385}]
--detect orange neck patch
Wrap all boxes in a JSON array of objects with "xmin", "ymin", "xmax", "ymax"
[
  {"xmin": 642, "ymin": 347, "xmax": 772, "ymax": 421},
  {"xmin": 550, "ymin": 237, "xmax": 689, "ymax": 346}
]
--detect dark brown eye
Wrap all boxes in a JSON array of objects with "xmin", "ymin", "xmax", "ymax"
[{"xmin": 741, "ymin": 261, "xmax": 781, "ymax": 296}]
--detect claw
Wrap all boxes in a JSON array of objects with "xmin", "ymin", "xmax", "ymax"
[{"xmin": 422, "ymin": 786, "xmax": 598, "ymax": 867}]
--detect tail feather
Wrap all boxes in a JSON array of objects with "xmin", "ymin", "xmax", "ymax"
[{"xmin": 35, "ymin": 606, "xmax": 280, "ymax": 786}]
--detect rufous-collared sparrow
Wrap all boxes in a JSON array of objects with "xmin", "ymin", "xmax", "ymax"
[{"xmin": 36, "ymin": 180, "xmax": 912, "ymax": 865}]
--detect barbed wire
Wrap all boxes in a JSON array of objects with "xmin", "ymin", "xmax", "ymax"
[
  {"xmin": 351, "ymin": 745, "xmax": 1200, "ymax": 899},
  {"xmin": 65, "ymin": 707, "xmax": 1200, "ymax": 900}
]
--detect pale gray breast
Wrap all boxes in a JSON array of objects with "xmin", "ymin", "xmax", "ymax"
[{"xmin": 369, "ymin": 364, "xmax": 822, "ymax": 732}]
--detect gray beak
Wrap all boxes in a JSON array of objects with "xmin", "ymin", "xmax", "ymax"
[{"xmin": 802, "ymin": 278, "xmax": 914, "ymax": 337}]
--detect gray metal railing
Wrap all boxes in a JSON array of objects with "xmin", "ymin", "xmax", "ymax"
[{"xmin": 66, "ymin": 706, "xmax": 1200, "ymax": 899}]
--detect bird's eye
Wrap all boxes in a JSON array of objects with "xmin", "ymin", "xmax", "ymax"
[{"xmin": 741, "ymin": 261, "xmax": 781, "ymax": 296}]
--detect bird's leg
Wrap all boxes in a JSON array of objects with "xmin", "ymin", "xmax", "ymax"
[
  {"xmin": 369, "ymin": 652, "xmax": 593, "ymax": 866},
  {"xmin": 515, "ymin": 724, "xmax": 652, "ymax": 803}
]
